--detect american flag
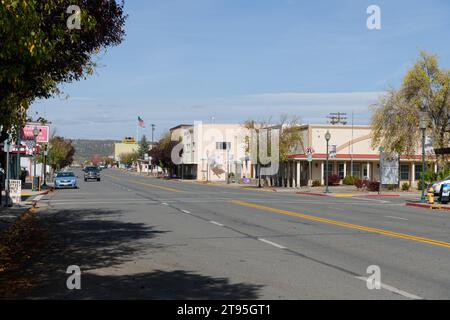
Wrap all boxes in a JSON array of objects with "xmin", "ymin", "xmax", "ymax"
[{"xmin": 138, "ymin": 116, "xmax": 145, "ymax": 128}]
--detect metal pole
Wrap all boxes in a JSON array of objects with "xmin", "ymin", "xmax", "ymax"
[
  {"xmin": 226, "ymin": 148, "xmax": 229, "ymax": 184},
  {"xmin": 325, "ymin": 140, "xmax": 330, "ymax": 193},
  {"xmin": 5, "ymin": 137, "xmax": 10, "ymax": 207},
  {"xmin": 421, "ymin": 128, "xmax": 426, "ymax": 203},
  {"xmin": 42, "ymin": 144, "xmax": 48, "ymax": 187},
  {"xmin": 33, "ymin": 135, "xmax": 37, "ymax": 191},
  {"xmin": 16, "ymin": 124, "xmax": 21, "ymax": 180}
]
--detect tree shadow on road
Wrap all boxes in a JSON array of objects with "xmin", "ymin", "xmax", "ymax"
[{"xmin": 7, "ymin": 208, "xmax": 263, "ymax": 300}]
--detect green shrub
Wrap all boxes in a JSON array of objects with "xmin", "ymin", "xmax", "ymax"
[
  {"xmin": 343, "ymin": 176, "xmax": 358, "ymax": 185},
  {"xmin": 312, "ymin": 180, "xmax": 321, "ymax": 187},
  {"xmin": 387, "ymin": 184, "xmax": 397, "ymax": 191},
  {"xmin": 401, "ymin": 182, "xmax": 410, "ymax": 191}
]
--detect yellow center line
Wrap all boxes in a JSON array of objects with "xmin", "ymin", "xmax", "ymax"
[
  {"xmin": 104, "ymin": 174, "xmax": 184, "ymax": 193},
  {"xmin": 231, "ymin": 200, "xmax": 450, "ymax": 249}
]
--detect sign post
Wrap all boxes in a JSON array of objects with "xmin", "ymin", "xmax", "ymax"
[
  {"xmin": 305, "ymin": 147, "xmax": 315, "ymax": 187},
  {"xmin": 9, "ymin": 180, "xmax": 22, "ymax": 206}
]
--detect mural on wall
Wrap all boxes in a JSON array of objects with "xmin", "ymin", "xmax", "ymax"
[{"xmin": 208, "ymin": 154, "xmax": 225, "ymax": 178}]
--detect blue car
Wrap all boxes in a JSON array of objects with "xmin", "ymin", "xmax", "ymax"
[{"xmin": 54, "ymin": 171, "xmax": 78, "ymax": 189}]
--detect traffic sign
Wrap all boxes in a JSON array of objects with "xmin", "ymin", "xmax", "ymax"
[
  {"xmin": 305, "ymin": 147, "xmax": 315, "ymax": 155},
  {"xmin": 307, "ymin": 154, "xmax": 313, "ymax": 162}
]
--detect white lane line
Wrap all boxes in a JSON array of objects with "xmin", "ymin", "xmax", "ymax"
[
  {"xmin": 385, "ymin": 215, "xmax": 409, "ymax": 221},
  {"xmin": 355, "ymin": 277, "xmax": 422, "ymax": 300},
  {"xmin": 181, "ymin": 210, "xmax": 191, "ymax": 214},
  {"xmin": 161, "ymin": 203, "xmax": 169, "ymax": 206},
  {"xmin": 210, "ymin": 221, "xmax": 224, "ymax": 227},
  {"xmin": 258, "ymin": 238, "xmax": 287, "ymax": 249}
]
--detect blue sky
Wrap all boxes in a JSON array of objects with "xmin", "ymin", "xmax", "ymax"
[{"xmin": 31, "ymin": 0, "xmax": 450, "ymax": 139}]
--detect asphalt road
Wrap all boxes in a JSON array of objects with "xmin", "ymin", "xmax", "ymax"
[{"xmin": 30, "ymin": 168, "xmax": 450, "ymax": 299}]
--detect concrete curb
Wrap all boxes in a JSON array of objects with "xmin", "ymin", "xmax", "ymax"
[
  {"xmin": 296, "ymin": 192, "xmax": 401, "ymax": 198},
  {"xmin": 405, "ymin": 202, "xmax": 450, "ymax": 211}
]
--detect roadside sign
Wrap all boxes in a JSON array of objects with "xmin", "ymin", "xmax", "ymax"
[
  {"xmin": 305, "ymin": 147, "xmax": 315, "ymax": 155},
  {"xmin": 21, "ymin": 123, "xmax": 50, "ymax": 143},
  {"xmin": 9, "ymin": 180, "xmax": 22, "ymax": 205},
  {"xmin": 307, "ymin": 154, "xmax": 313, "ymax": 162}
]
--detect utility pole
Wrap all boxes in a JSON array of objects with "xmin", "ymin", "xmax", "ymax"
[{"xmin": 151, "ymin": 124, "xmax": 155, "ymax": 175}]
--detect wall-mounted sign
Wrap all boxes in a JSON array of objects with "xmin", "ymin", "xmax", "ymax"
[{"xmin": 20, "ymin": 123, "xmax": 49, "ymax": 143}]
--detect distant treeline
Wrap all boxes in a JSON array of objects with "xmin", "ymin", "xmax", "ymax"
[{"xmin": 71, "ymin": 139, "xmax": 118, "ymax": 163}]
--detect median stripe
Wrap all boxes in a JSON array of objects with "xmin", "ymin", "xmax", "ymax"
[
  {"xmin": 104, "ymin": 174, "xmax": 184, "ymax": 193},
  {"xmin": 231, "ymin": 200, "xmax": 450, "ymax": 249}
]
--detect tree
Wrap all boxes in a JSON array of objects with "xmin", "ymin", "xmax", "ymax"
[
  {"xmin": 119, "ymin": 152, "xmax": 138, "ymax": 167},
  {"xmin": 371, "ymin": 51, "xmax": 450, "ymax": 167},
  {"xmin": 138, "ymin": 135, "xmax": 150, "ymax": 159},
  {"xmin": 149, "ymin": 132, "xmax": 181, "ymax": 173},
  {"xmin": 0, "ymin": 0, "xmax": 127, "ymax": 142},
  {"xmin": 48, "ymin": 136, "xmax": 75, "ymax": 171},
  {"xmin": 243, "ymin": 115, "xmax": 303, "ymax": 187}
]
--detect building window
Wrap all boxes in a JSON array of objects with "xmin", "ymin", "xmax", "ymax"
[
  {"xmin": 400, "ymin": 164, "xmax": 410, "ymax": 180},
  {"xmin": 216, "ymin": 142, "xmax": 231, "ymax": 150},
  {"xmin": 415, "ymin": 164, "xmax": 423, "ymax": 181},
  {"xmin": 353, "ymin": 164, "xmax": 361, "ymax": 178},
  {"xmin": 338, "ymin": 163, "xmax": 345, "ymax": 179},
  {"xmin": 324, "ymin": 163, "xmax": 333, "ymax": 177}
]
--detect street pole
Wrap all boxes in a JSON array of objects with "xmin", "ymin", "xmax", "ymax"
[
  {"xmin": 379, "ymin": 147, "xmax": 383, "ymax": 195},
  {"xmin": 42, "ymin": 144, "xmax": 48, "ymax": 187},
  {"xmin": 151, "ymin": 124, "xmax": 155, "ymax": 175},
  {"xmin": 226, "ymin": 148, "xmax": 230, "ymax": 184},
  {"xmin": 5, "ymin": 136, "xmax": 10, "ymax": 207},
  {"xmin": 419, "ymin": 110, "xmax": 427, "ymax": 203},
  {"xmin": 325, "ymin": 130, "xmax": 331, "ymax": 194},
  {"xmin": 421, "ymin": 127, "xmax": 426, "ymax": 203},
  {"xmin": 16, "ymin": 124, "xmax": 21, "ymax": 180},
  {"xmin": 33, "ymin": 136, "xmax": 37, "ymax": 191}
]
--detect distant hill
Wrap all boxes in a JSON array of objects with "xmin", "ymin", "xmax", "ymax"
[{"xmin": 71, "ymin": 139, "xmax": 118, "ymax": 163}]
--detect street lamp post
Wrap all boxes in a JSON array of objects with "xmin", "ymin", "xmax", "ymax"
[
  {"xmin": 420, "ymin": 111, "xmax": 427, "ymax": 203},
  {"xmin": 32, "ymin": 127, "xmax": 39, "ymax": 191},
  {"xmin": 325, "ymin": 130, "xmax": 331, "ymax": 193},
  {"xmin": 42, "ymin": 145, "xmax": 48, "ymax": 187}
]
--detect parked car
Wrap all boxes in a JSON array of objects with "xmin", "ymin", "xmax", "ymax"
[
  {"xmin": 84, "ymin": 166, "xmax": 101, "ymax": 182},
  {"xmin": 54, "ymin": 171, "xmax": 78, "ymax": 189},
  {"xmin": 431, "ymin": 176, "xmax": 450, "ymax": 196}
]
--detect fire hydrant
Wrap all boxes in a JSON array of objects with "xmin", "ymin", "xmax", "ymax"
[{"xmin": 427, "ymin": 187, "xmax": 435, "ymax": 204}]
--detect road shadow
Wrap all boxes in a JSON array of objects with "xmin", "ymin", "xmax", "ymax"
[
  {"xmin": 29, "ymin": 270, "xmax": 263, "ymax": 300},
  {"xmin": 6, "ymin": 208, "xmax": 263, "ymax": 300}
]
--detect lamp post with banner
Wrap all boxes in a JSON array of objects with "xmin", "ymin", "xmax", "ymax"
[
  {"xmin": 325, "ymin": 130, "xmax": 331, "ymax": 193},
  {"xmin": 32, "ymin": 127, "xmax": 40, "ymax": 191}
]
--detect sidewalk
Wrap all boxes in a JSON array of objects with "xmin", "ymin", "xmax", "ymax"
[{"xmin": 1, "ymin": 188, "xmax": 51, "ymax": 233}]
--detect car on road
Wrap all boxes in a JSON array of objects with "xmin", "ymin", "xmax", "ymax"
[
  {"xmin": 54, "ymin": 171, "xmax": 78, "ymax": 189},
  {"xmin": 83, "ymin": 166, "xmax": 101, "ymax": 182},
  {"xmin": 431, "ymin": 176, "xmax": 450, "ymax": 196}
]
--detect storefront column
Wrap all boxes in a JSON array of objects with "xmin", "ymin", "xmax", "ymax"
[
  {"xmin": 411, "ymin": 163, "xmax": 415, "ymax": 186},
  {"xmin": 343, "ymin": 162, "xmax": 347, "ymax": 178},
  {"xmin": 366, "ymin": 162, "xmax": 371, "ymax": 180},
  {"xmin": 296, "ymin": 161, "xmax": 301, "ymax": 188},
  {"xmin": 320, "ymin": 162, "xmax": 324, "ymax": 186}
]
